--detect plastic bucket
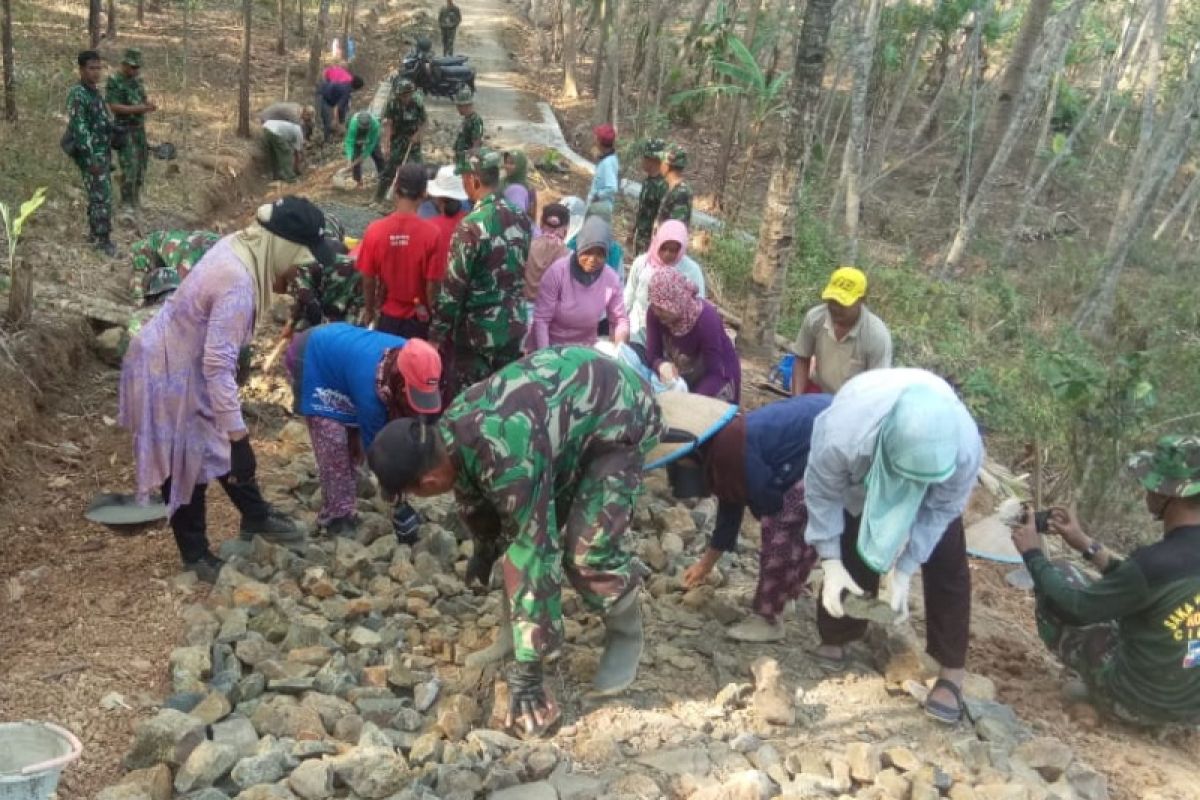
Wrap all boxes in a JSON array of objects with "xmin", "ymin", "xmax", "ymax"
[{"xmin": 0, "ymin": 722, "xmax": 83, "ymax": 800}]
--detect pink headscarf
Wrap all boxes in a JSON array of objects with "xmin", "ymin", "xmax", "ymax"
[
  {"xmin": 649, "ymin": 268, "xmax": 703, "ymax": 336},
  {"xmin": 647, "ymin": 220, "xmax": 689, "ymax": 270}
]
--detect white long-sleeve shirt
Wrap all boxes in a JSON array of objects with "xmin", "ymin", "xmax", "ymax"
[{"xmin": 803, "ymin": 368, "xmax": 984, "ymax": 575}]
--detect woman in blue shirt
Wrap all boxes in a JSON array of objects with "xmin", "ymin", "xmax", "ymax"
[{"xmin": 588, "ymin": 123, "xmax": 619, "ymax": 217}]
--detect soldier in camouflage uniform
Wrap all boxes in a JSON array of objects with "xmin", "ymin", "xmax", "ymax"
[
  {"xmin": 629, "ymin": 138, "xmax": 667, "ymax": 254},
  {"xmin": 656, "ymin": 143, "xmax": 694, "ymax": 230},
  {"xmin": 375, "ymin": 79, "xmax": 427, "ymax": 204},
  {"xmin": 105, "ymin": 48, "xmax": 157, "ymax": 212},
  {"xmin": 289, "ymin": 253, "xmax": 364, "ymax": 330},
  {"xmin": 429, "ymin": 147, "xmax": 531, "ymax": 400},
  {"xmin": 452, "ymin": 88, "xmax": 484, "ymax": 162},
  {"xmin": 66, "ymin": 50, "xmax": 116, "ymax": 255},
  {"xmin": 367, "ymin": 346, "xmax": 664, "ymax": 734},
  {"xmin": 128, "ymin": 230, "xmax": 221, "ymax": 308},
  {"xmin": 438, "ymin": 0, "xmax": 463, "ymax": 56},
  {"xmin": 1009, "ymin": 435, "xmax": 1200, "ymax": 727}
]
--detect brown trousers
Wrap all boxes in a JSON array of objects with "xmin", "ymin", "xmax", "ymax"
[{"xmin": 817, "ymin": 513, "xmax": 971, "ymax": 669}]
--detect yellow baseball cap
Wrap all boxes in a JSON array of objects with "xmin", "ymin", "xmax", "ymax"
[{"xmin": 821, "ymin": 266, "xmax": 867, "ymax": 307}]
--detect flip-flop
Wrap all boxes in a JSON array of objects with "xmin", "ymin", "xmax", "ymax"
[{"xmin": 924, "ymin": 677, "xmax": 970, "ymax": 725}]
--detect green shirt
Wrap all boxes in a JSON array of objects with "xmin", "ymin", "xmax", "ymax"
[
  {"xmin": 656, "ymin": 179, "xmax": 694, "ymax": 228},
  {"xmin": 454, "ymin": 111, "xmax": 484, "ymax": 157},
  {"xmin": 383, "ymin": 93, "xmax": 426, "ymax": 145},
  {"xmin": 1025, "ymin": 525, "xmax": 1200, "ymax": 723},
  {"xmin": 344, "ymin": 114, "xmax": 381, "ymax": 160},
  {"xmin": 66, "ymin": 82, "xmax": 113, "ymax": 169},
  {"xmin": 438, "ymin": 5, "xmax": 462, "ymax": 28},
  {"xmin": 105, "ymin": 72, "xmax": 148, "ymax": 128}
]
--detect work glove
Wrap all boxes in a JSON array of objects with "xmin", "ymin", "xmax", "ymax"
[
  {"xmin": 228, "ymin": 437, "xmax": 257, "ymax": 485},
  {"xmin": 820, "ymin": 558, "xmax": 864, "ymax": 619},
  {"xmin": 887, "ymin": 569, "xmax": 913, "ymax": 624},
  {"xmin": 392, "ymin": 501, "xmax": 421, "ymax": 544},
  {"xmin": 506, "ymin": 660, "xmax": 550, "ymax": 735},
  {"xmin": 465, "ymin": 538, "xmax": 501, "ymax": 587}
]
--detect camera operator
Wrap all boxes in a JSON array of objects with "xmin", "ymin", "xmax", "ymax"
[{"xmin": 1009, "ymin": 435, "xmax": 1200, "ymax": 728}]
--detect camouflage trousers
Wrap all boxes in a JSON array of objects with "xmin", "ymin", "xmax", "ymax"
[
  {"xmin": 76, "ymin": 159, "xmax": 112, "ymax": 240},
  {"xmin": 374, "ymin": 138, "xmax": 424, "ymax": 202},
  {"xmin": 1035, "ymin": 560, "xmax": 1155, "ymax": 726},
  {"xmin": 503, "ymin": 445, "xmax": 649, "ymax": 663},
  {"xmin": 116, "ymin": 125, "xmax": 149, "ymax": 206}
]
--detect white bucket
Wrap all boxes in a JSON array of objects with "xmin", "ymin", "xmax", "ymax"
[{"xmin": 0, "ymin": 722, "xmax": 83, "ymax": 800}]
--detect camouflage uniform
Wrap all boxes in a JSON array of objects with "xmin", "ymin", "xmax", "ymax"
[
  {"xmin": 656, "ymin": 143, "xmax": 693, "ymax": 229},
  {"xmin": 438, "ymin": 4, "xmax": 462, "ymax": 55},
  {"xmin": 430, "ymin": 155, "xmax": 532, "ymax": 397},
  {"xmin": 66, "ymin": 80, "xmax": 114, "ymax": 241},
  {"xmin": 375, "ymin": 86, "xmax": 427, "ymax": 202},
  {"xmin": 290, "ymin": 254, "xmax": 364, "ymax": 329},
  {"xmin": 105, "ymin": 56, "xmax": 150, "ymax": 207},
  {"xmin": 632, "ymin": 139, "xmax": 668, "ymax": 254},
  {"xmin": 453, "ymin": 102, "xmax": 484, "ymax": 161},
  {"xmin": 129, "ymin": 230, "xmax": 221, "ymax": 306},
  {"xmin": 440, "ymin": 346, "xmax": 664, "ymax": 662}
]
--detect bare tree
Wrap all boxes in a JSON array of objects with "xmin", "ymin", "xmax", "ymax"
[
  {"xmin": 871, "ymin": 21, "xmax": 930, "ymax": 175},
  {"xmin": 563, "ymin": 0, "xmax": 579, "ymax": 98},
  {"xmin": 137, "ymin": 0, "xmax": 144, "ymax": 26},
  {"xmin": 2, "ymin": 0, "xmax": 15, "ymax": 122},
  {"xmin": 964, "ymin": 0, "xmax": 1053, "ymax": 200},
  {"xmin": 308, "ymin": 0, "xmax": 331, "ymax": 83},
  {"xmin": 740, "ymin": 0, "xmax": 839, "ymax": 355},
  {"xmin": 593, "ymin": 0, "xmax": 620, "ymax": 124},
  {"xmin": 277, "ymin": 0, "xmax": 288, "ymax": 54},
  {"xmin": 89, "ymin": 0, "xmax": 102, "ymax": 47},
  {"xmin": 838, "ymin": 0, "xmax": 883, "ymax": 263},
  {"xmin": 713, "ymin": 0, "xmax": 764, "ymax": 207},
  {"xmin": 296, "ymin": 0, "xmax": 306, "ymax": 38},
  {"xmin": 1112, "ymin": 0, "xmax": 1167, "ymax": 223},
  {"xmin": 239, "ymin": 0, "xmax": 252, "ymax": 138},
  {"xmin": 107, "ymin": 0, "xmax": 117, "ymax": 39},
  {"xmin": 1153, "ymin": 169, "xmax": 1200, "ymax": 240}
]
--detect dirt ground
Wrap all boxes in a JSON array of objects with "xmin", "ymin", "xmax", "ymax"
[{"xmin": 0, "ymin": 1, "xmax": 1197, "ymax": 799}]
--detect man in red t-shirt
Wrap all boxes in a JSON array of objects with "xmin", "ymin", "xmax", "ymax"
[{"xmin": 358, "ymin": 163, "xmax": 443, "ymax": 339}]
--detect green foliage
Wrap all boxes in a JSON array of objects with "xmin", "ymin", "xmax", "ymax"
[
  {"xmin": 668, "ymin": 35, "xmax": 790, "ymax": 126},
  {"xmin": 1051, "ymin": 81, "xmax": 1085, "ymax": 132},
  {"xmin": 0, "ymin": 186, "xmax": 48, "ymax": 274}
]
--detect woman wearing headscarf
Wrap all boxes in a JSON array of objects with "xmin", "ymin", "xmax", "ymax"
[
  {"xmin": 502, "ymin": 150, "xmax": 538, "ymax": 216},
  {"xmin": 531, "ymin": 217, "xmax": 629, "ymax": 351},
  {"xmin": 645, "ymin": 268, "xmax": 739, "ymax": 402},
  {"xmin": 119, "ymin": 197, "xmax": 337, "ymax": 583},
  {"xmin": 503, "ymin": 184, "xmax": 534, "ymax": 230},
  {"xmin": 623, "ymin": 220, "xmax": 706, "ymax": 345},
  {"xmin": 286, "ymin": 323, "xmax": 442, "ymax": 539}
]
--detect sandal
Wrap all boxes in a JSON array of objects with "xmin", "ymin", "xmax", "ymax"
[{"xmin": 924, "ymin": 677, "xmax": 969, "ymax": 725}]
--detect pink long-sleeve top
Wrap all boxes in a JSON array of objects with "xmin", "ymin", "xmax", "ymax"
[{"xmin": 531, "ymin": 255, "xmax": 629, "ymax": 350}]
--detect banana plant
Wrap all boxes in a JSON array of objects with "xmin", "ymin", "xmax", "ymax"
[{"xmin": 2, "ymin": 186, "xmax": 48, "ymax": 325}]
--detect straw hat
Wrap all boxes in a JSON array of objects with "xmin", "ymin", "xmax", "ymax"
[{"xmin": 645, "ymin": 392, "xmax": 739, "ymax": 470}]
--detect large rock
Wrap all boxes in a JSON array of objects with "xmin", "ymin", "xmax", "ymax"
[
  {"xmin": 1013, "ymin": 736, "xmax": 1074, "ymax": 783},
  {"xmin": 636, "ymin": 746, "xmax": 712, "ymax": 777},
  {"xmin": 436, "ymin": 693, "xmax": 479, "ymax": 741},
  {"xmin": 846, "ymin": 743, "xmax": 879, "ymax": 783},
  {"xmin": 211, "ymin": 715, "xmax": 261, "ymax": 759},
  {"xmin": 288, "ymin": 759, "xmax": 334, "ymax": 800},
  {"xmin": 125, "ymin": 708, "xmax": 204, "ymax": 769},
  {"xmin": 750, "ymin": 657, "xmax": 794, "ymax": 726},
  {"xmin": 331, "ymin": 746, "xmax": 409, "ymax": 798},
  {"xmin": 191, "ymin": 691, "xmax": 233, "ymax": 725},
  {"xmin": 489, "ymin": 781, "xmax": 559, "ymax": 800},
  {"xmin": 234, "ymin": 786, "xmax": 297, "ymax": 800},
  {"xmin": 1067, "ymin": 761, "xmax": 1109, "ymax": 800},
  {"xmin": 174, "ymin": 741, "xmax": 239, "ymax": 793},
  {"xmin": 691, "ymin": 770, "xmax": 775, "ymax": 800},
  {"xmin": 230, "ymin": 751, "xmax": 288, "ymax": 790},
  {"xmin": 251, "ymin": 695, "xmax": 327, "ymax": 739},
  {"xmin": 170, "ymin": 646, "xmax": 214, "ymax": 693},
  {"xmin": 300, "ymin": 691, "xmax": 356, "ymax": 731}
]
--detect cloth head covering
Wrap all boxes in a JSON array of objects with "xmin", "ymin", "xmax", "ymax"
[
  {"xmin": 504, "ymin": 149, "xmax": 531, "ymax": 187},
  {"xmin": 503, "ymin": 183, "xmax": 530, "ymax": 212},
  {"xmin": 540, "ymin": 202, "xmax": 569, "ymax": 238},
  {"xmin": 859, "ymin": 385, "xmax": 961, "ymax": 573},
  {"xmin": 593, "ymin": 123, "xmax": 616, "ymax": 147},
  {"xmin": 647, "ymin": 219, "xmax": 689, "ymax": 269},
  {"xmin": 230, "ymin": 201, "xmax": 329, "ymax": 328},
  {"xmin": 571, "ymin": 216, "xmax": 611, "ymax": 287},
  {"xmin": 648, "ymin": 268, "xmax": 702, "ymax": 337}
]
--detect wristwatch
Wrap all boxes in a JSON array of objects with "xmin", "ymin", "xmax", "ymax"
[{"xmin": 1082, "ymin": 541, "xmax": 1103, "ymax": 562}]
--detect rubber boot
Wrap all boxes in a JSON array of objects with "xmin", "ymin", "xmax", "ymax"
[
  {"xmin": 465, "ymin": 597, "xmax": 514, "ymax": 668},
  {"xmin": 592, "ymin": 589, "xmax": 643, "ymax": 696}
]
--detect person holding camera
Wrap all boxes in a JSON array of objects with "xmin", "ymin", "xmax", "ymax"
[
  {"xmin": 1009, "ymin": 435, "xmax": 1200, "ymax": 727},
  {"xmin": 804, "ymin": 368, "xmax": 983, "ymax": 724}
]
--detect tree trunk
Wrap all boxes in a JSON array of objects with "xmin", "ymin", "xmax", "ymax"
[
  {"xmin": 639, "ymin": 0, "xmax": 668, "ymax": 114},
  {"xmin": 309, "ymin": 0, "xmax": 331, "ymax": 84},
  {"xmin": 1112, "ymin": 0, "xmax": 1166, "ymax": 224},
  {"xmin": 839, "ymin": 0, "xmax": 883, "ymax": 263},
  {"xmin": 942, "ymin": 0, "xmax": 1085, "ymax": 275},
  {"xmin": 964, "ymin": 0, "xmax": 1053, "ymax": 200},
  {"xmin": 593, "ymin": 0, "xmax": 617, "ymax": 123},
  {"xmin": 741, "ymin": 0, "xmax": 838, "ymax": 355},
  {"xmin": 871, "ymin": 23, "xmax": 929, "ymax": 176},
  {"xmin": 6, "ymin": 256, "xmax": 33, "ymax": 327},
  {"xmin": 296, "ymin": 0, "xmax": 306, "ymax": 37},
  {"xmin": 1, "ymin": 0, "xmax": 15, "ymax": 122},
  {"xmin": 106, "ymin": 0, "xmax": 116, "ymax": 39},
  {"xmin": 1153, "ymin": 169, "xmax": 1200, "ymax": 240},
  {"xmin": 89, "ymin": 0, "xmax": 102, "ymax": 47},
  {"xmin": 277, "ymin": 0, "xmax": 288, "ymax": 54},
  {"xmin": 562, "ymin": 0, "xmax": 579, "ymax": 98},
  {"xmin": 239, "ymin": 0, "xmax": 253, "ymax": 138},
  {"xmin": 137, "ymin": 0, "xmax": 144, "ymax": 25}
]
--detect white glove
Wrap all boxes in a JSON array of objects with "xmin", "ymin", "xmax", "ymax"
[
  {"xmin": 820, "ymin": 559, "xmax": 864, "ymax": 618},
  {"xmin": 887, "ymin": 570, "xmax": 913, "ymax": 624}
]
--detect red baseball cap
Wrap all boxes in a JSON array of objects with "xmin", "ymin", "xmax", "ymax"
[
  {"xmin": 398, "ymin": 339, "xmax": 443, "ymax": 414},
  {"xmin": 593, "ymin": 123, "xmax": 616, "ymax": 147}
]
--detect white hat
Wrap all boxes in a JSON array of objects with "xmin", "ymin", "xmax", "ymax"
[{"xmin": 427, "ymin": 165, "xmax": 468, "ymax": 202}]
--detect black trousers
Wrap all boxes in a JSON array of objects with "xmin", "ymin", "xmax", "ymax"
[
  {"xmin": 163, "ymin": 473, "xmax": 271, "ymax": 563},
  {"xmin": 816, "ymin": 512, "xmax": 972, "ymax": 670},
  {"xmin": 376, "ymin": 314, "xmax": 429, "ymax": 339},
  {"xmin": 351, "ymin": 146, "xmax": 385, "ymax": 183}
]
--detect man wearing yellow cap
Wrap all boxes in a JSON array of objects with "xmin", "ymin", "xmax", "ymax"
[{"xmin": 791, "ymin": 266, "xmax": 892, "ymax": 395}]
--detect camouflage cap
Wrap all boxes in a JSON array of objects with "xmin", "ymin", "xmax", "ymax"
[
  {"xmin": 664, "ymin": 143, "xmax": 687, "ymax": 169},
  {"xmin": 1127, "ymin": 435, "xmax": 1200, "ymax": 497},
  {"xmin": 122, "ymin": 48, "xmax": 142, "ymax": 67},
  {"xmin": 456, "ymin": 146, "xmax": 502, "ymax": 176},
  {"xmin": 453, "ymin": 87, "xmax": 474, "ymax": 105},
  {"xmin": 394, "ymin": 77, "xmax": 416, "ymax": 95},
  {"xmin": 642, "ymin": 137, "xmax": 667, "ymax": 160}
]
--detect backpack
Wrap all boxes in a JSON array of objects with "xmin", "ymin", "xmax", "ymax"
[{"xmin": 60, "ymin": 125, "xmax": 78, "ymax": 159}]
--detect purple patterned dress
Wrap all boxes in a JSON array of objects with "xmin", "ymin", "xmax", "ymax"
[{"xmin": 118, "ymin": 237, "xmax": 256, "ymax": 514}]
